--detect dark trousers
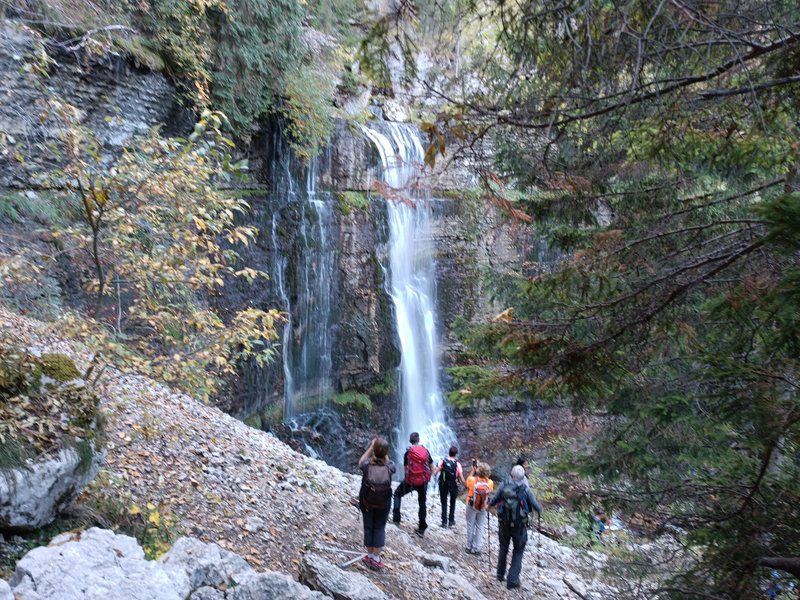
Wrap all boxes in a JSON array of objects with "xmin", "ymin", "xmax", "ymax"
[
  {"xmin": 392, "ymin": 480, "xmax": 427, "ymax": 530},
  {"xmin": 440, "ymin": 483, "xmax": 457, "ymax": 525},
  {"xmin": 497, "ymin": 518, "xmax": 528, "ymax": 586},
  {"xmin": 362, "ymin": 506, "xmax": 390, "ymax": 548}
]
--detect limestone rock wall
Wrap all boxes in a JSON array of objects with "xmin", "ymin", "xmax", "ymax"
[{"xmin": 0, "ymin": 22, "xmax": 191, "ymax": 188}]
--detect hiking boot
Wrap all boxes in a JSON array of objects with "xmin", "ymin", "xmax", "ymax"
[
  {"xmin": 473, "ymin": 550, "xmax": 482, "ymax": 558},
  {"xmin": 414, "ymin": 528, "xmax": 425, "ymax": 538},
  {"xmin": 507, "ymin": 582, "xmax": 520, "ymax": 590},
  {"xmin": 465, "ymin": 547, "xmax": 473, "ymax": 554},
  {"xmin": 441, "ymin": 521, "xmax": 448, "ymax": 528},
  {"xmin": 496, "ymin": 574, "xmax": 505, "ymax": 583},
  {"xmin": 448, "ymin": 520, "xmax": 455, "ymax": 527}
]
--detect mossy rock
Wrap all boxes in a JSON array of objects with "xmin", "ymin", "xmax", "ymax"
[
  {"xmin": 40, "ymin": 353, "xmax": 81, "ymax": 384},
  {"xmin": 0, "ymin": 347, "xmax": 105, "ymax": 464}
]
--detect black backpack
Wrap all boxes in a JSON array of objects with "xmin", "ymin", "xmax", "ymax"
[
  {"xmin": 439, "ymin": 458, "xmax": 458, "ymax": 487},
  {"xmin": 360, "ymin": 463, "xmax": 392, "ymax": 510},
  {"xmin": 500, "ymin": 483, "xmax": 529, "ymax": 527}
]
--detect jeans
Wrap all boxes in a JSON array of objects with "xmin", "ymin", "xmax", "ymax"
[
  {"xmin": 440, "ymin": 482, "xmax": 457, "ymax": 525},
  {"xmin": 392, "ymin": 480, "xmax": 427, "ymax": 530},
  {"xmin": 497, "ymin": 518, "xmax": 528, "ymax": 586},
  {"xmin": 465, "ymin": 504, "xmax": 487, "ymax": 552}
]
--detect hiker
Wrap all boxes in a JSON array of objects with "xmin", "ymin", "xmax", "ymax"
[
  {"xmin": 358, "ymin": 436, "xmax": 396, "ymax": 571},
  {"xmin": 489, "ymin": 464, "xmax": 543, "ymax": 590},
  {"xmin": 433, "ymin": 445, "xmax": 465, "ymax": 528},
  {"xmin": 392, "ymin": 431, "xmax": 433, "ymax": 536},
  {"xmin": 464, "ymin": 461, "xmax": 494, "ymax": 557}
]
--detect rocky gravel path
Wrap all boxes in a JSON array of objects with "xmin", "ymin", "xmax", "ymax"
[{"xmin": 0, "ymin": 307, "xmax": 612, "ymax": 600}]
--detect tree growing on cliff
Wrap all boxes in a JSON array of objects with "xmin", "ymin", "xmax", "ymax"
[
  {"xmin": 36, "ymin": 91, "xmax": 280, "ymax": 400},
  {"xmin": 382, "ymin": 0, "xmax": 800, "ymax": 597}
]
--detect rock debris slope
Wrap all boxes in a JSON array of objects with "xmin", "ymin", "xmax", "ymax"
[{"xmin": 0, "ymin": 307, "xmax": 613, "ymax": 599}]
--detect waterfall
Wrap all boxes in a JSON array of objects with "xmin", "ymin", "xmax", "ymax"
[
  {"xmin": 361, "ymin": 122, "xmax": 457, "ymax": 462},
  {"xmin": 255, "ymin": 134, "xmax": 343, "ymax": 464}
]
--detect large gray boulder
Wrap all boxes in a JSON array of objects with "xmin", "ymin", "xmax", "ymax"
[
  {"xmin": 298, "ymin": 553, "xmax": 387, "ymax": 600},
  {"xmin": 0, "ymin": 579, "xmax": 13, "ymax": 600},
  {"xmin": 226, "ymin": 570, "xmax": 328, "ymax": 600},
  {"xmin": 0, "ymin": 445, "xmax": 105, "ymax": 531},
  {"xmin": 0, "ymin": 350, "xmax": 106, "ymax": 532},
  {"xmin": 159, "ymin": 536, "xmax": 252, "ymax": 598},
  {"xmin": 9, "ymin": 528, "xmax": 180, "ymax": 600}
]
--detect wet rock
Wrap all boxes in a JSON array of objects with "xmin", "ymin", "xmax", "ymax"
[{"xmin": 298, "ymin": 553, "xmax": 387, "ymax": 600}]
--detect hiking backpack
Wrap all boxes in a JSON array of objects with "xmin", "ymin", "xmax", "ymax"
[
  {"xmin": 360, "ymin": 463, "xmax": 392, "ymax": 510},
  {"xmin": 500, "ymin": 484, "xmax": 529, "ymax": 527},
  {"xmin": 405, "ymin": 446, "xmax": 432, "ymax": 486},
  {"xmin": 439, "ymin": 458, "xmax": 457, "ymax": 487},
  {"xmin": 470, "ymin": 479, "xmax": 491, "ymax": 511}
]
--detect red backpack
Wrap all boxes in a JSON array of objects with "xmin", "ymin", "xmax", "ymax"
[{"xmin": 405, "ymin": 446, "xmax": 432, "ymax": 486}]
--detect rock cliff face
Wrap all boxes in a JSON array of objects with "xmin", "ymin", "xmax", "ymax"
[
  {"xmin": 0, "ymin": 18, "xmax": 554, "ymax": 470},
  {"xmin": 0, "ymin": 22, "xmax": 191, "ymax": 188}
]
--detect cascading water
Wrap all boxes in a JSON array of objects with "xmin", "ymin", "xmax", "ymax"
[
  {"xmin": 260, "ymin": 133, "xmax": 344, "ymax": 462},
  {"xmin": 361, "ymin": 122, "xmax": 457, "ymax": 462}
]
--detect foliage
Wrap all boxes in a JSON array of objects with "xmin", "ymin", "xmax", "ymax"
[
  {"xmin": 405, "ymin": 0, "xmax": 800, "ymax": 596},
  {"xmin": 211, "ymin": 0, "xmax": 304, "ymax": 134},
  {"xmin": 127, "ymin": 501, "xmax": 181, "ymax": 559},
  {"xmin": 21, "ymin": 75, "xmax": 282, "ymax": 400},
  {"xmin": 0, "ymin": 345, "xmax": 104, "ymax": 464},
  {"xmin": 281, "ymin": 61, "xmax": 337, "ymax": 163}
]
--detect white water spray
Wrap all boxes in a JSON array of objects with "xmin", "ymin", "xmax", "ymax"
[{"xmin": 361, "ymin": 122, "xmax": 457, "ymax": 461}]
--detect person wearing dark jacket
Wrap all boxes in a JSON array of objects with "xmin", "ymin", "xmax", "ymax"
[
  {"xmin": 489, "ymin": 464, "xmax": 543, "ymax": 590},
  {"xmin": 392, "ymin": 432, "xmax": 433, "ymax": 536},
  {"xmin": 358, "ymin": 436, "xmax": 396, "ymax": 571}
]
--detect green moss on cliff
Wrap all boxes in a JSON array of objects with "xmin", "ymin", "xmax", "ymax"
[
  {"xmin": 332, "ymin": 391, "xmax": 372, "ymax": 412},
  {"xmin": 337, "ymin": 191, "xmax": 370, "ymax": 216}
]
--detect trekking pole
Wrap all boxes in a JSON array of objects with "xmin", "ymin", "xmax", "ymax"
[
  {"xmin": 485, "ymin": 512, "xmax": 489, "ymax": 573},
  {"xmin": 338, "ymin": 554, "xmax": 368, "ymax": 569}
]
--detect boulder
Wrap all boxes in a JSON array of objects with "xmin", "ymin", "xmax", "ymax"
[
  {"xmin": 9, "ymin": 528, "xmax": 180, "ymax": 600},
  {"xmin": 419, "ymin": 552, "xmax": 450, "ymax": 573},
  {"xmin": 298, "ymin": 553, "xmax": 387, "ymax": 600},
  {"xmin": 0, "ymin": 579, "xmax": 13, "ymax": 600},
  {"xmin": 226, "ymin": 570, "xmax": 327, "ymax": 600},
  {"xmin": 0, "ymin": 350, "xmax": 106, "ymax": 532},
  {"xmin": 158, "ymin": 536, "xmax": 252, "ymax": 598},
  {"xmin": 189, "ymin": 588, "xmax": 226, "ymax": 600},
  {"xmin": 0, "ymin": 446, "xmax": 105, "ymax": 531}
]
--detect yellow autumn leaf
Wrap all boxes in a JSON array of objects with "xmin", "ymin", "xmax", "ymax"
[
  {"xmin": 128, "ymin": 505, "xmax": 142, "ymax": 515},
  {"xmin": 148, "ymin": 510, "xmax": 161, "ymax": 527}
]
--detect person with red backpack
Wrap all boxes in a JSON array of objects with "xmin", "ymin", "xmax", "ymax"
[
  {"xmin": 433, "ymin": 445, "xmax": 466, "ymax": 528},
  {"xmin": 392, "ymin": 432, "xmax": 433, "ymax": 537},
  {"xmin": 358, "ymin": 436, "xmax": 396, "ymax": 571},
  {"xmin": 464, "ymin": 461, "xmax": 494, "ymax": 557}
]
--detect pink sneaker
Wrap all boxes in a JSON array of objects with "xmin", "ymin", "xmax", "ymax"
[
  {"xmin": 371, "ymin": 557, "xmax": 385, "ymax": 570},
  {"xmin": 362, "ymin": 555, "xmax": 376, "ymax": 569}
]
